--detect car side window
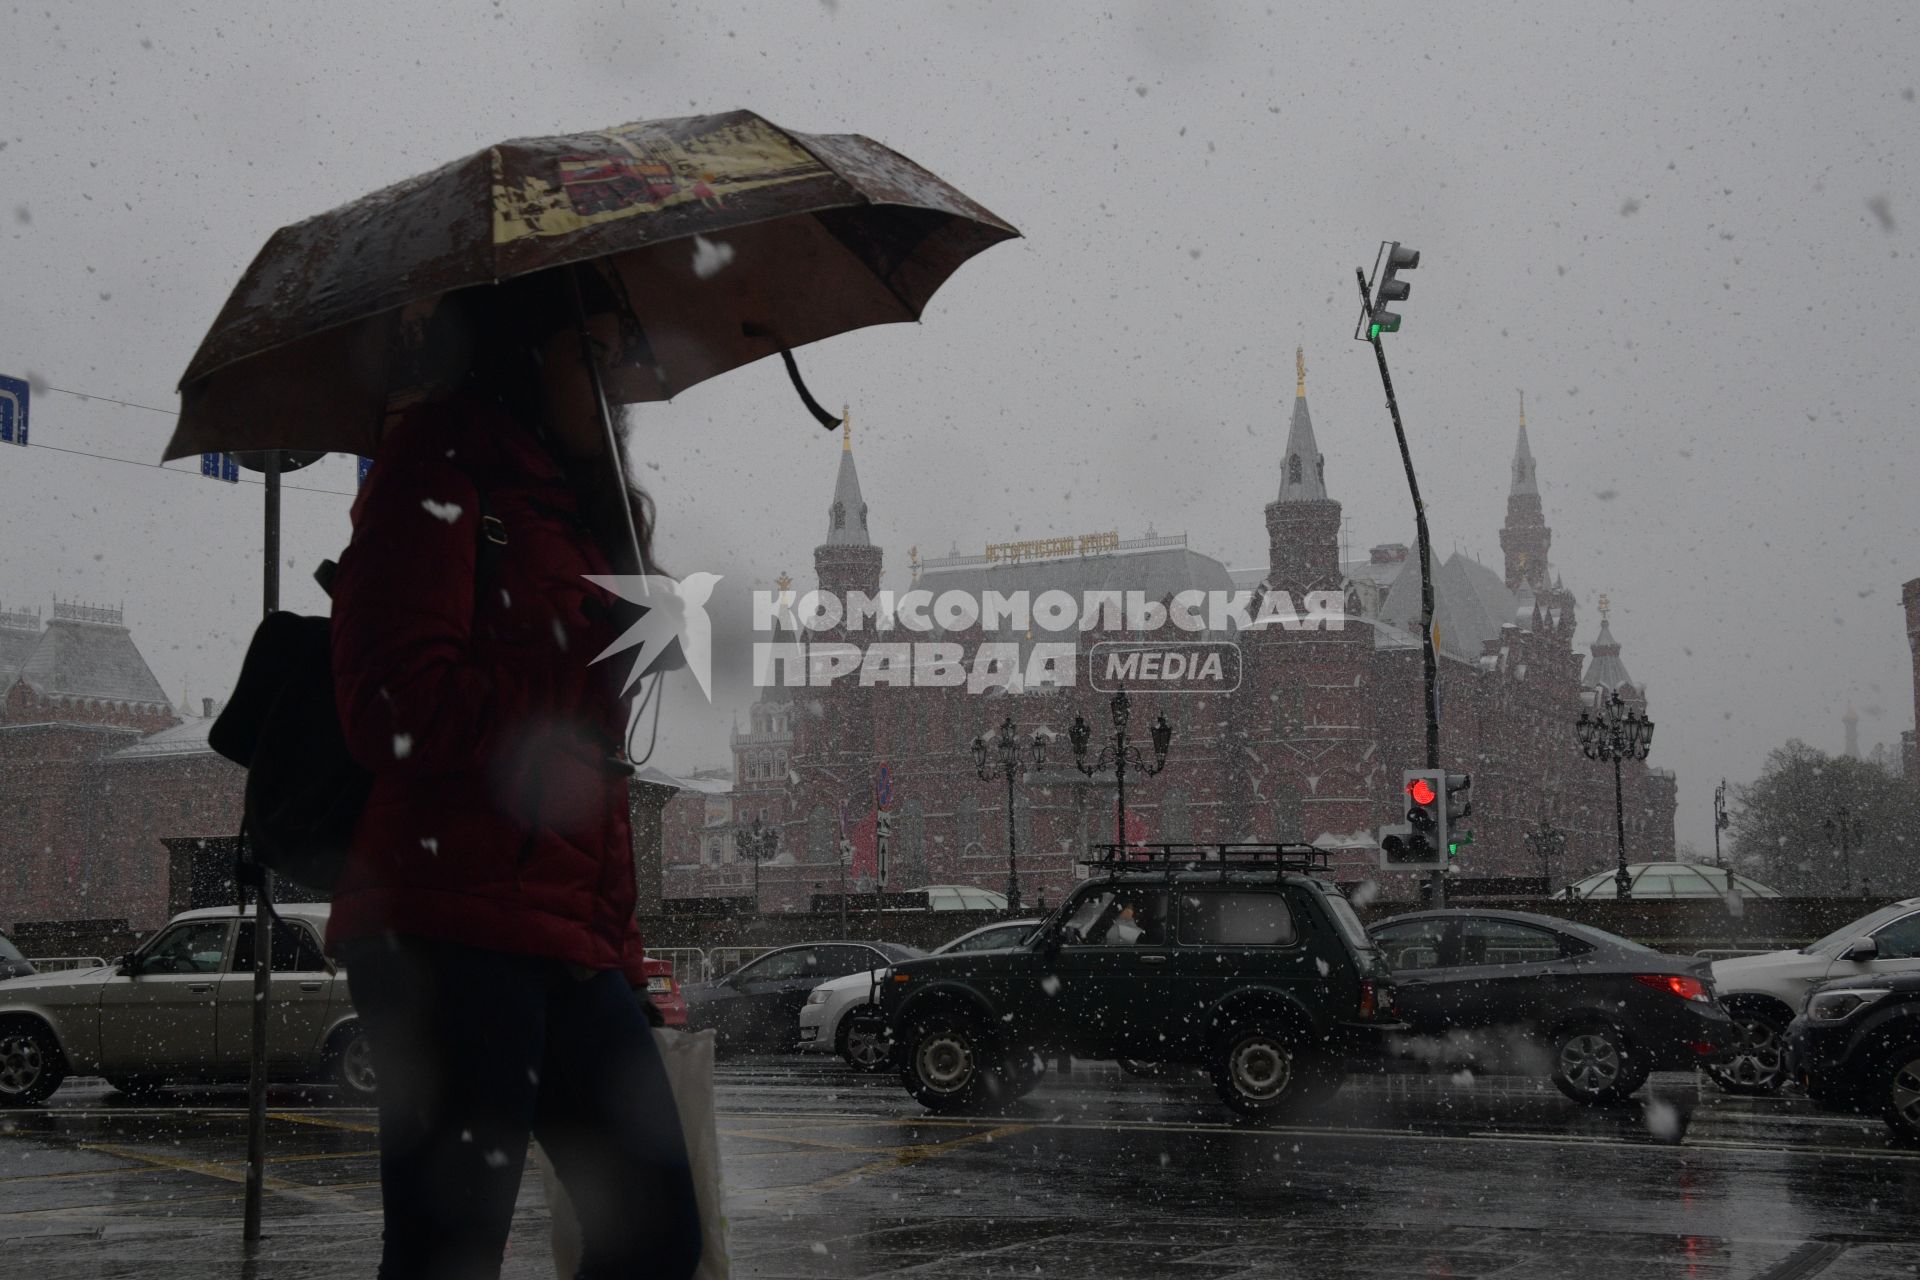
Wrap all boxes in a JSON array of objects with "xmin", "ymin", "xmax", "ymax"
[
  {"xmin": 1372, "ymin": 919, "xmax": 1450, "ymax": 970},
  {"xmin": 1058, "ymin": 889, "xmax": 1169, "ymax": 946},
  {"xmin": 742, "ymin": 948, "xmax": 816, "ymax": 982},
  {"xmin": 1460, "ymin": 919, "xmax": 1563, "ymax": 966},
  {"xmin": 138, "ymin": 922, "xmax": 231, "ymax": 975},
  {"xmin": 815, "ymin": 946, "xmax": 877, "ymax": 978},
  {"xmin": 231, "ymin": 920, "xmax": 329, "ymax": 973},
  {"xmin": 950, "ymin": 925, "xmax": 1029, "ymax": 954},
  {"xmin": 1178, "ymin": 892, "xmax": 1297, "ymax": 947},
  {"xmin": 1871, "ymin": 913, "xmax": 1920, "ymax": 960}
]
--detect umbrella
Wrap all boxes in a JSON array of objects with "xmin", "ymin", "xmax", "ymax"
[{"xmin": 164, "ymin": 109, "xmax": 1018, "ymax": 460}]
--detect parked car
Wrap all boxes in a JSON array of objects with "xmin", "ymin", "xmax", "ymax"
[
  {"xmin": 1709, "ymin": 897, "xmax": 1920, "ymax": 1095},
  {"xmin": 643, "ymin": 955, "xmax": 687, "ymax": 1028},
  {"xmin": 0, "ymin": 904, "xmax": 371, "ymax": 1105},
  {"xmin": 683, "ymin": 942, "xmax": 924, "ymax": 1052},
  {"xmin": 879, "ymin": 846, "xmax": 1400, "ymax": 1118},
  {"xmin": 1370, "ymin": 909, "xmax": 1732, "ymax": 1104},
  {"xmin": 799, "ymin": 919, "xmax": 1041, "ymax": 1071},
  {"xmin": 0, "ymin": 932, "xmax": 35, "ymax": 983},
  {"xmin": 1784, "ymin": 970, "xmax": 1920, "ymax": 1141}
]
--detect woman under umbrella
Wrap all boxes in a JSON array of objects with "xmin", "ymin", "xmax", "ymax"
[{"xmin": 327, "ymin": 265, "xmax": 699, "ymax": 1280}]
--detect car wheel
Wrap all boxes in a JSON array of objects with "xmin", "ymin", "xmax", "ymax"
[
  {"xmin": 837, "ymin": 1010, "xmax": 894, "ymax": 1074},
  {"xmin": 1704, "ymin": 1005, "xmax": 1789, "ymax": 1095},
  {"xmin": 1880, "ymin": 1046, "xmax": 1920, "ymax": 1142},
  {"xmin": 1550, "ymin": 1023, "xmax": 1646, "ymax": 1105},
  {"xmin": 1209, "ymin": 1024, "xmax": 1308, "ymax": 1119},
  {"xmin": 0, "ymin": 1022, "xmax": 66, "ymax": 1106},
  {"xmin": 329, "ymin": 1023, "xmax": 378, "ymax": 1102},
  {"xmin": 899, "ymin": 1012, "xmax": 991, "ymax": 1112},
  {"xmin": 104, "ymin": 1076, "xmax": 166, "ymax": 1100}
]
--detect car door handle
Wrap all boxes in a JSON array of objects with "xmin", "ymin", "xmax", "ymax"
[
  {"xmin": 1139, "ymin": 954, "xmax": 1168, "ymax": 965},
  {"xmin": 298, "ymin": 981, "xmax": 323, "ymax": 992},
  {"xmin": 187, "ymin": 982, "xmax": 213, "ymax": 994}
]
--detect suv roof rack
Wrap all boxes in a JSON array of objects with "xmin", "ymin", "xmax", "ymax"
[{"xmin": 1082, "ymin": 842, "xmax": 1331, "ymax": 878}]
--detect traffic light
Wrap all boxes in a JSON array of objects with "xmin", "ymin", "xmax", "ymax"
[
  {"xmin": 1447, "ymin": 829, "xmax": 1474, "ymax": 861},
  {"xmin": 1368, "ymin": 242, "xmax": 1421, "ymax": 337},
  {"xmin": 1443, "ymin": 772, "xmax": 1472, "ymax": 845},
  {"xmin": 1380, "ymin": 769, "xmax": 1445, "ymax": 870}
]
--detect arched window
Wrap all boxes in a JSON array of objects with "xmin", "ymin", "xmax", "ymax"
[
  {"xmin": 832, "ymin": 501, "xmax": 846, "ymax": 531},
  {"xmin": 1288, "ymin": 454, "xmax": 1302, "ymax": 485}
]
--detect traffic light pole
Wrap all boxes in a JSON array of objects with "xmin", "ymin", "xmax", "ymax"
[{"xmin": 1356, "ymin": 268, "xmax": 1443, "ymax": 907}]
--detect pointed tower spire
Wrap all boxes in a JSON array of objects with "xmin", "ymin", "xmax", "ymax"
[
  {"xmin": 824, "ymin": 405, "xmax": 870, "ymax": 547},
  {"xmin": 1276, "ymin": 346, "xmax": 1327, "ymax": 503},
  {"xmin": 1500, "ymin": 387, "xmax": 1552, "ymax": 593},
  {"xmin": 1583, "ymin": 595, "xmax": 1635, "ymax": 691},
  {"xmin": 1844, "ymin": 704, "xmax": 1861, "ymax": 759},
  {"xmin": 1510, "ymin": 390, "xmax": 1538, "ymax": 496}
]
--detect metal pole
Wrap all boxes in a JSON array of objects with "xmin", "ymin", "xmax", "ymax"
[
  {"xmin": 1004, "ymin": 766, "xmax": 1020, "ymax": 913},
  {"xmin": 1612, "ymin": 754, "xmax": 1630, "ymax": 900},
  {"xmin": 1356, "ymin": 268, "xmax": 1443, "ymax": 907},
  {"xmin": 1114, "ymin": 733, "xmax": 1128, "ymax": 853},
  {"xmin": 243, "ymin": 451, "xmax": 281, "ymax": 1244}
]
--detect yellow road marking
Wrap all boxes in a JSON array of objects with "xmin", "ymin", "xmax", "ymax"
[
  {"xmin": 765, "ymin": 1122, "xmax": 1031, "ymax": 1200},
  {"xmin": 269, "ymin": 1111, "xmax": 380, "ymax": 1134}
]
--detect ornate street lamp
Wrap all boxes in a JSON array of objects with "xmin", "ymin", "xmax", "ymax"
[
  {"xmin": 1713, "ymin": 778, "xmax": 1730, "ymax": 870},
  {"xmin": 1575, "ymin": 688, "xmax": 1654, "ymax": 900},
  {"xmin": 1525, "ymin": 818, "xmax": 1566, "ymax": 894},
  {"xmin": 1822, "ymin": 806, "xmax": 1860, "ymax": 898},
  {"xmin": 1069, "ymin": 687, "xmax": 1173, "ymax": 855},
  {"xmin": 972, "ymin": 715, "xmax": 1046, "ymax": 913},
  {"xmin": 732, "ymin": 818, "xmax": 779, "ymax": 914}
]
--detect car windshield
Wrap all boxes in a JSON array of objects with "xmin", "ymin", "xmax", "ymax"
[
  {"xmin": 1803, "ymin": 904, "xmax": 1913, "ymax": 955},
  {"xmin": 0, "ymin": 936, "xmax": 25, "ymax": 965},
  {"xmin": 873, "ymin": 943, "xmax": 927, "ymax": 963}
]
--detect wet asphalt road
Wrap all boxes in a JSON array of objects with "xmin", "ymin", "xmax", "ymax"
[{"xmin": 1, "ymin": 1056, "xmax": 1917, "ymax": 1279}]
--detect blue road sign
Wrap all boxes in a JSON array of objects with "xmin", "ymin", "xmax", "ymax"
[
  {"xmin": 0, "ymin": 374, "xmax": 28, "ymax": 446},
  {"xmin": 357, "ymin": 456, "xmax": 374, "ymax": 488},
  {"xmin": 200, "ymin": 452, "xmax": 240, "ymax": 483}
]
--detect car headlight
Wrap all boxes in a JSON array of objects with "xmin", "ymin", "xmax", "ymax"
[
  {"xmin": 805, "ymin": 989, "xmax": 832, "ymax": 1006},
  {"xmin": 1806, "ymin": 987, "xmax": 1889, "ymax": 1023}
]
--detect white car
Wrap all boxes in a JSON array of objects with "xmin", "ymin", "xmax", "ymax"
[
  {"xmin": 0, "ymin": 903, "xmax": 371, "ymax": 1104},
  {"xmin": 1708, "ymin": 897, "xmax": 1920, "ymax": 1094},
  {"xmin": 798, "ymin": 919, "xmax": 1041, "ymax": 1071}
]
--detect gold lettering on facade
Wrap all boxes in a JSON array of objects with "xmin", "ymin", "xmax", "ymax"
[{"xmin": 982, "ymin": 530, "xmax": 1121, "ymax": 565}]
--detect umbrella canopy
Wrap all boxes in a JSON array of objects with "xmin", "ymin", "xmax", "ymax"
[{"xmin": 166, "ymin": 110, "xmax": 1017, "ymax": 460}]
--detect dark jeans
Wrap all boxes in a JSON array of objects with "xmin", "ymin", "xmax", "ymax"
[{"xmin": 343, "ymin": 937, "xmax": 703, "ymax": 1280}]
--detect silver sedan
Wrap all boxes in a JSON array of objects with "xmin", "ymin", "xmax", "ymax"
[{"xmin": 0, "ymin": 903, "xmax": 371, "ymax": 1104}]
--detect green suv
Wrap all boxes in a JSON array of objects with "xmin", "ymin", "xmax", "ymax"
[{"xmin": 878, "ymin": 846, "xmax": 1399, "ymax": 1118}]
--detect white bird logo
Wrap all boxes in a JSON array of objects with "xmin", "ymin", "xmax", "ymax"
[{"xmin": 585, "ymin": 572, "xmax": 723, "ymax": 702}]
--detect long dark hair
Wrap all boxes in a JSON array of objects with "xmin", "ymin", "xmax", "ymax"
[{"xmin": 431, "ymin": 268, "xmax": 661, "ymax": 577}]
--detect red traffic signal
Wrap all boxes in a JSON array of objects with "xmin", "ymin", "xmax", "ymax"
[{"xmin": 1406, "ymin": 777, "xmax": 1437, "ymax": 807}]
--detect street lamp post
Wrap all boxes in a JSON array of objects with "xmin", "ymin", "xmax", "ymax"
[
  {"xmin": 972, "ymin": 715, "xmax": 1046, "ymax": 913},
  {"xmin": 1713, "ymin": 779, "xmax": 1730, "ymax": 869},
  {"xmin": 1575, "ymin": 688, "xmax": 1655, "ymax": 900},
  {"xmin": 1068, "ymin": 687, "xmax": 1173, "ymax": 854},
  {"xmin": 732, "ymin": 818, "xmax": 779, "ymax": 914},
  {"xmin": 1822, "ymin": 806, "xmax": 1859, "ymax": 897},
  {"xmin": 1525, "ymin": 818, "xmax": 1566, "ymax": 895}
]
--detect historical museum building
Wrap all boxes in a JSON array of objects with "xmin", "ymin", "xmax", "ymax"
[{"xmin": 663, "ymin": 355, "xmax": 1679, "ymax": 908}]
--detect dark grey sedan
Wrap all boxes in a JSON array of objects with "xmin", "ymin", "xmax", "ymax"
[
  {"xmin": 684, "ymin": 941, "xmax": 924, "ymax": 1052},
  {"xmin": 1370, "ymin": 909, "xmax": 1734, "ymax": 1104}
]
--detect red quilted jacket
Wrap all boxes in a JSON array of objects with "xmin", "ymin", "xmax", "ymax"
[{"xmin": 325, "ymin": 396, "xmax": 647, "ymax": 984}]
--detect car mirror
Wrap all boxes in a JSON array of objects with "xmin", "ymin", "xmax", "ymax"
[
  {"xmin": 113, "ymin": 953, "xmax": 133, "ymax": 976},
  {"xmin": 1844, "ymin": 936, "xmax": 1879, "ymax": 962}
]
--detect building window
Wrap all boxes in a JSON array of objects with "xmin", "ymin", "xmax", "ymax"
[
  {"xmin": 1288, "ymin": 454, "xmax": 1302, "ymax": 485},
  {"xmin": 832, "ymin": 501, "xmax": 846, "ymax": 531}
]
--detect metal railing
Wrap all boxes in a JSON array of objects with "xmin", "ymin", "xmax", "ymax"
[
  {"xmin": 703, "ymin": 947, "xmax": 775, "ymax": 981},
  {"xmin": 645, "ymin": 946, "xmax": 779, "ymax": 984}
]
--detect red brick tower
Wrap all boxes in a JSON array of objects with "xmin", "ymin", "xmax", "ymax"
[{"xmin": 1245, "ymin": 349, "xmax": 1377, "ymax": 872}]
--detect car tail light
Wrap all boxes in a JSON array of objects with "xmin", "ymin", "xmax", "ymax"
[
  {"xmin": 1634, "ymin": 973, "xmax": 1711, "ymax": 1003},
  {"xmin": 1358, "ymin": 980, "xmax": 1380, "ymax": 1019}
]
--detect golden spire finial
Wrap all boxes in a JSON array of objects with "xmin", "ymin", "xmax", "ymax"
[
  {"xmin": 1597, "ymin": 593, "xmax": 1610, "ymax": 621},
  {"xmin": 841, "ymin": 404, "xmax": 851, "ymax": 453},
  {"xmin": 775, "ymin": 571, "xmax": 793, "ymax": 599},
  {"xmin": 1518, "ymin": 388, "xmax": 1526, "ymax": 429},
  {"xmin": 1295, "ymin": 346, "xmax": 1306, "ymax": 397}
]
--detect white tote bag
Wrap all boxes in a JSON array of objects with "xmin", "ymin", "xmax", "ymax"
[{"xmin": 537, "ymin": 1027, "xmax": 730, "ymax": 1280}]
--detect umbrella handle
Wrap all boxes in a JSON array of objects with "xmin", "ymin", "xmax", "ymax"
[{"xmin": 743, "ymin": 323, "xmax": 843, "ymax": 430}]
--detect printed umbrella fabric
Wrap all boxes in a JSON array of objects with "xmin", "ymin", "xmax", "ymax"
[{"xmin": 165, "ymin": 110, "xmax": 1018, "ymax": 460}]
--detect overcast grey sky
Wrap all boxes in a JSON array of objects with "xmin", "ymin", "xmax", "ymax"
[{"xmin": 3, "ymin": 1, "xmax": 1916, "ymax": 856}]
